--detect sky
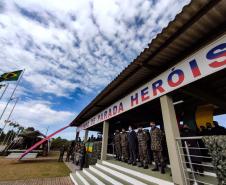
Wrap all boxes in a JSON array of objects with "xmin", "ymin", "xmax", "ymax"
[{"xmin": 0, "ymin": 0, "xmax": 204, "ymax": 140}]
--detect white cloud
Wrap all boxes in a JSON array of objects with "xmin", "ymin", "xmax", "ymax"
[
  {"xmin": 0, "ymin": 0, "xmax": 190, "ymax": 97},
  {"xmin": 0, "ymin": 0, "xmax": 190, "ymax": 139},
  {"xmin": 0, "ymin": 99, "xmax": 75, "ymax": 138}
]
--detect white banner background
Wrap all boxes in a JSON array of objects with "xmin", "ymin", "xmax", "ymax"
[{"xmin": 78, "ymin": 34, "xmax": 226, "ymax": 131}]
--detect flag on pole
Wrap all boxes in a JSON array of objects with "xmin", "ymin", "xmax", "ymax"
[{"xmin": 0, "ymin": 70, "xmax": 23, "ymax": 82}]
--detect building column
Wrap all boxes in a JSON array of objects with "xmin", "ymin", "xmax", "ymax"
[
  {"xmin": 160, "ymin": 95, "xmax": 187, "ymax": 185},
  {"xmin": 101, "ymin": 121, "xmax": 109, "ymax": 160},
  {"xmin": 84, "ymin": 130, "xmax": 89, "ymax": 142}
]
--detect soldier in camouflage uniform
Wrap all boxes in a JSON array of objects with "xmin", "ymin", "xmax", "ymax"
[
  {"xmin": 96, "ymin": 141, "xmax": 102, "ymax": 160},
  {"xmin": 92, "ymin": 141, "xmax": 97, "ymax": 157},
  {"xmin": 137, "ymin": 126, "xmax": 148, "ymax": 169},
  {"xmin": 150, "ymin": 121, "xmax": 165, "ymax": 174},
  {"xmin": 120, "ymin": 128, "xmax": 129, "ymax": 162},
  {"xmin": 114, "ymin": 130, "xmax": 121, "ymax": 160},
  {"xmin": 78, "ymin": 143, "xmax": 86, "ymax": 170}
]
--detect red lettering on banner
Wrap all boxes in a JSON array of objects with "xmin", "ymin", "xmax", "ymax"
[
  {"xmin": 141, "ymin": 87, "xmax": 150, "ymax": 102},
  {"xmin": 131, "ymin": 93, "xmax": 139, "ymax": 107},
  {"xmin": 113, "ymin": 106, "xmax": 117, "ymax": 115},
  {"xmin": 118, "ymin": 102, "xmax": 124, "ymax": 113},
  {"xmin": 104, "ymin": 111, "xmax": 107, "ymax": 120},
  {"xmin": 167, "ymin": 68, "xmax": 185, "ymax": 87},
  {"xmin": 189, "ymin": 59, "xmax": 201, "ymax": 78},
  {"xmin": 206, "ymin": 43, "xmax": 226, "ymax": 68},
  {"xmin": 108, "ymin": 108, "xmax": 112, "ymax": 118},
  {"xmin": 152, "ymin": 80, "xmax": 165, "ymax": 96}
]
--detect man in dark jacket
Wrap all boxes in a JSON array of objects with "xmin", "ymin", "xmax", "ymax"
[
  {"xmin": 145, "ymin": 129, "xmax": 153, "ymax": 164},
  {"xmin": 212, "ymin": 121, "xmax": 226, "ymax": 135},
  {"xmin": 205, "ymin": 122, "xmax": 213, "ymax": 135},
  {"xmin": 128, "ymin": 125, "xmax": 138, "ymax": 165},
  {"xmin": 150, "ymin": 121, "xmax": 165, "ymax": 173}
]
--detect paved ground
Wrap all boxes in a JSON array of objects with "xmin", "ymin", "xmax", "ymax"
[
  {"xmin": 0, "ymin": 176, "xmax": 74, "ymax": 185},
  {"xmin": 64, "ymin": 161, "xmax": 80, "ymax": 173}
]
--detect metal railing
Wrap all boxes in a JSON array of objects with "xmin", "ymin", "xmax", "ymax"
[{"xmin": 176, "ymin": 136, "xmax": 217, "ymax": 185}]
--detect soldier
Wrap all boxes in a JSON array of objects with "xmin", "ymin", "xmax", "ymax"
[
  {"xmin": 114, "ymin": 130, "xmax": 121, "ymax": 160},
  {"xmin": 79, "ymin": 143, "xmax": 86, "ymax": 170},
  {"xmin": 128, "ymin": 126, "xmax": 138, "ymax": 165},
  {"xmin": 150, "ymin": 121, "xmax": 165, "ymax": 174},
  {"xmin": 58, "ymin": 145, "xmax": 65, "ymax": 162},
  {"xmin": 96, "ymin": 141, "xmax": 102, "ymax": 160},
  {"xmin": 120, "ymin": 128, "xmax": 129, "ymax": 162},
  {"xmin": 65, "ymin": 146, "xmax": 71, "ymax": 162},
  {"xmin": 137, "ymin": 126, "xmax": 148, "ymax": 169},
  {"xmin": 145, "ymin": 129, "xmax": 153, "ymax": 164},
  {"xmin": 75, "ymin": 143, "xmax": 80, "ymax": 165},
  {"xmin": 75, "ymin": 143, "xmax": 86, "ymax": 170}
]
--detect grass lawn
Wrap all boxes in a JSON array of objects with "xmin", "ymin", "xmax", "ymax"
[{"xmin": 0, "ymin": 153, "xmax": 71, "ymax": 181}]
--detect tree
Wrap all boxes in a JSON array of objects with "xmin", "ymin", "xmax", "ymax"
[{"xmin": 50, "ymin": 137, "xmax": 71, "ymax": 150}]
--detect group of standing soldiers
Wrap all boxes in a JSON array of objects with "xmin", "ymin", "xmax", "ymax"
[
  {"xmin": 114, "ymin": 121, "xmax": 165, "ymax": 174},
  {"xmin": 58, "ymin": 142, "xmax": 86, "ymax": 170}
]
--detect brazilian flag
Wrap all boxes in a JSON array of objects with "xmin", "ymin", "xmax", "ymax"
[{"xmin": 0, "ymin": 70, "xmax": 23, "ymax": 82}]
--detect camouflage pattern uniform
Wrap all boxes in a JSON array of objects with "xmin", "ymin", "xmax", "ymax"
[
  {"xmin": 120, "ymin": 131, "xmax": 128, "ymax": 161},
  {"xmin": 58, "ymin": 146, "xmax": 65, "ymax": 162},
  {"xmin": 137, "ymin": 129, "xmax": 148, "ymax": 168},
  {"xmin": 78, "ymin": 143, "xmax": 86, "ymax": 170},
  {"xmin": 93, "ymin": 141, "xmax": 98, "ymax": 158},
  {"xmin": 114, "ymin": 131, "xmax": 121, "ymax": 160},
  {"xmin": 150, "ymin": 127, "xmax": 164, "ymax": 172},
  {"xmin": 66, "ymin": 146, "xmax": 71, "ymax": 162},
  {"xmin": 96, "ymin": 141, "xmax": 102, "ymax": 160}
]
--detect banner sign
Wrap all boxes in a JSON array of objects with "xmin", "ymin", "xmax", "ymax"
[{"xmin": 78, "ymin": 34, "xmax": 226, "ymax": 131}]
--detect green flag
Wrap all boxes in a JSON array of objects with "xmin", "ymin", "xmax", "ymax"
[{"xmin": 0, "ymin": 70, "xmax": 23, "ymax": 82}]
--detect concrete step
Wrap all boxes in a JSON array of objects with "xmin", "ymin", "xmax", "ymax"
[
  {"xmin": 90, "ymin": 165, "xmax": 129, "ymax": 185},
  {"xmin": 71, "ymin": 159, "xmax": 174, "ymax": 185},
  {"xmin": 101, "ymin": 160, "xmax": 174, "ymax": 185},
  {"xmin": 76, "ymin": 170, "xmax": 98, "ymax": 185},
  {"xmin": 96, "ymin": 163, "xmax": 149, "ymax": 185},
  {"xmin": 70, "ymin": 173, "xmax": 83, "ymax": 185},
  {"xmin": 83, "ymin": 168, "xmax": 106, "ymax": 185}
]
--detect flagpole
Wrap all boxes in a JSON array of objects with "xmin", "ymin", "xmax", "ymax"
[
  {"xmin": 0, "ymin": 69, "xmax": 25, "ymax": 121},
  {"xmin": 2, "ymin": 122, "xmax": 13, "ymax": 145},
  {"xmin": 0, "ymin": 83, "xmax": 9, "ymax": 101},
  {"xmin": 0, "ymin": 97, "xmax": 19, "ymax": 137}
]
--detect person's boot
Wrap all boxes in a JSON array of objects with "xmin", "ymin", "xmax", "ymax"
[
  {"xmin": 132, "ymin": 161, "xmax": 136, "ymax": 166},
  {"xmin": 152, "ymin": 162, "xmax": 159, "ymax": 171},
  {"xmin": 138, "ymin": 161, "xmax": 143, "ymax": 167},
  {"xmin": 128, "ymin": 160, "xmax": 132, "ymax": 164},
  {"xmin": 160, "ymin": 166, "xmax": 165, "ymax": 174},
  {"xmin": 143, "ymin": 161, "xmax": 148, "ymax": 169}
]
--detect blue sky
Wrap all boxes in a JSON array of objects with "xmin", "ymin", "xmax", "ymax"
[{"xmin": 0, "ymin": 0, "xmax": 197, "ymax": 140}]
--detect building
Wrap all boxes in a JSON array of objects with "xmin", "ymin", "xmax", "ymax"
[{"xmin": 70, "ymin": 0, "xmax": 226, "ymax": 184}]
